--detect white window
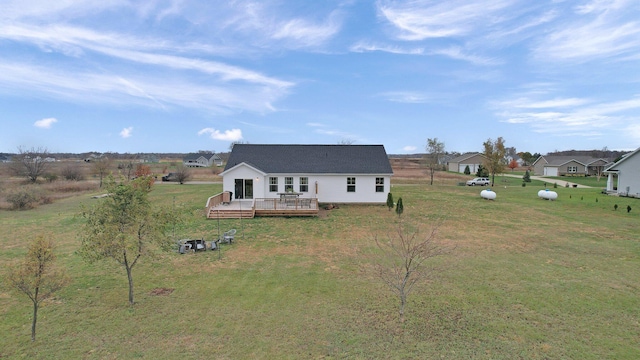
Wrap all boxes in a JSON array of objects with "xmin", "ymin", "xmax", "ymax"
[
  {"xmin": 299, "ymin": 177, "xmax": 308, "ymax": 192},
  {"xmin": 567, "ymin": 166, "xmax": 577, "ymax": 173},
  {"xmin": 347, "ymin": 177, "xmax": 356, "ymax": 192},
  {"xmin": 269, "ymin": 177, "xmax": 278, "ymax": 192},
  {"xmin": 375, "ymin": 177, "xmax": 384, "ymax": 192},
  {"xmin": 285, "ymin": 177, "xmax": 294, "ymax": 192}
]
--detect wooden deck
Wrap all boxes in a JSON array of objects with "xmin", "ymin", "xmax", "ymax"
[{"xmin": 206, "ymin": 192, "xmax": 319, "ymax": 219}]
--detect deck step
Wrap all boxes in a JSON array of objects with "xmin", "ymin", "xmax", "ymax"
[{"xmin": 207, "ymin": 209, "xmax": 255, "ymax": 219}]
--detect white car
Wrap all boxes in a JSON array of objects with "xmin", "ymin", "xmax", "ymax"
[{"xmin": 466, "ymin": 177, "xmax": 490, "ymax": 186}]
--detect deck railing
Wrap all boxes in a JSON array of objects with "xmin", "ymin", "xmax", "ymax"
[
  {"xmin": 254, "ymin": 198, "xmax": 318, "ymax": 211},
  {"xmin": 205, "ymin": 192, "xmax": 225, "ymax": 214},
  {"xmin": 206, "ymin": 194, "xmax": 318, "ymax": 218}
]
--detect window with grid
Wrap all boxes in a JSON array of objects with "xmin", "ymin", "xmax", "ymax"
[
  {"xmin": 299, "ymin": 177, "xmax": 308, "ymax": 192},
  {"xmin": 567, "ymin": 166, "xmax": 577, "ymax": 173},
  {"xmin": 285, "ymin": 177, "xmax": 294, "ymax": 192},
  {"xmin": 375, "ymin": 177, "xmax": 384, "ymax": 192},
  {"xmin": 347, "ymin": 177, "xmax": 356, "ymax": 192},
  {"xmin": 269, "ymin": 177, "xmax": 278, "ymax": 192}
]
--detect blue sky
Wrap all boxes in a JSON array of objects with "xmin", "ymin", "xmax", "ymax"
[{"xmin": 1, "ymin": 0, "xmax": 639, "ymax": 155}]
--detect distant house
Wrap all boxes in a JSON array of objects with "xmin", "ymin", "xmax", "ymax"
[
  {"xmin": 220, "ymin": 144, "xmax": 393, "ymax": 203},
  {"xmin": 183, "ymin": 152, "xmax": 223, "ymax": 167},
  {"xmin": 447, "ymin": 153, "xmax": 487, "ymax": 174},
  {"xmin": 532, "ymin": 156, "xmax": 611, "ymax": 176},
  {"xmin": 505, "ymin": 154, "xmax": 525, "ymax": 167},
  {"xmin": 604, "ymin": 147, "xmax": 640, "ymax": 197}
]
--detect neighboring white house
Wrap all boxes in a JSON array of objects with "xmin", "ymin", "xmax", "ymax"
[
  {"xmin": 604, "ymin": 147, "xmax": 640, "ymax": 197},
  {"xmin": 183, "ymin": 152, "xmax": 223, "ymax": 167},
  {"xmin": 220, "ymin": 144, "xmax": 394, "ymax": 203}
]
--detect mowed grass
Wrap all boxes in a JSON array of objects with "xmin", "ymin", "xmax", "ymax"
[{"xmin": 1, "ymin": 178, "xmax": 639, "ymax": 359}]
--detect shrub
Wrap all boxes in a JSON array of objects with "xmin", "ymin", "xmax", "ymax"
[
  {"xmin": 43, "ymin": 173, "xmax": 58, "ymax": 182},
  {"xmin": 6, "ymin": 189, "xmax": 38, "ymax": 210},
  {"xmin": 463, "ymin": 165, "xmax": 471, "ymax": 175},
  {"xmin": 522, "ymin": 170, "xmax": 531, "ymax": 183},
  {"xmin": 61, "ymin": 164, "xmax": 84, "ymax": 181},
  {"xmin": 522, "ymin": 182, "xmax": 526, "ymax": 187}
]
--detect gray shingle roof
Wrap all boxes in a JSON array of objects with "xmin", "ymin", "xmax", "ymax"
[{"xmin": 224, "ymin": 144, "xmax": 393, "ymax": 174}]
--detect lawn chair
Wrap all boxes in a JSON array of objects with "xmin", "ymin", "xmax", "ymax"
[
  {"xmin": 178, "ymin": 240, "xmax": 192, "ymax": 254},
  {"xmin": 195, "ymin": 238, "xmax": 206, "ymax": 251},
  {"xmin": 210, "ymin": 239, "xmax": 220, "ymax": 251},
  {"xmin": 222, "ymin": 229, "xmax": 236, "ymax": 244}
]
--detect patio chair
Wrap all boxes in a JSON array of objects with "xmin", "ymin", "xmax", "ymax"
[
  {"xmin": 222, "ymin": 229, "xmax": 236, "ymax": 244},
  {"xmin": 195, "ymin": 239, "xmax": 206, "ymax": 251},
  {"xmin": 210, "ymin": 239, "xmax": 220, "ymax": 251},
  {"xmin": 178, "ymin": 241, "xmax": 192, "ymax": 254}
]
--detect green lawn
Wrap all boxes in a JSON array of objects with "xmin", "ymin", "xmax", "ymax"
[{"xmin": 1, "ymin": 180, "xmax": 639, "ymax": 359}]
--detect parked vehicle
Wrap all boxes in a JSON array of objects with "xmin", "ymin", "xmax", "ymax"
[
  {"xmin": 466, "ymin": 177, "xmax": 490, "ymax": 186},
  {"xmin": 162, "ymin": 173, "xmax": 177, "ymax": 182}
]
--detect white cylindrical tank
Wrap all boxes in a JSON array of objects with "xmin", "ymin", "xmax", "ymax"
[
  {"xmin": 481, "ymin": 189, "xmax": 496, "ymax": 200},
  {"xmin": 538, "ymin": 189, "xmax": 558, "ymax": 200}
]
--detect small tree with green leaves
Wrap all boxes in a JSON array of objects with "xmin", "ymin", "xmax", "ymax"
[
  {"xmin": 395, "ymin": 197, "xmax": 404, "ymax": 217},
  {"xmin": 482, "ymin": 137, "xmax": 507, "ymax": 186},
  {"xmin": 476, "ymin": 164, "xmax": 489, "ymax": 177},
  {"xmin": 386, "ymin": 192, "xmax": 394, "ymax": 211},
  {"xmin": 7, "ymin": 234, "xmax": 70, "ymax": 341},
  {"xmin": 464, "ymin": 165, "xmax": 470, "ymax": 175},
  {"xmin": 79, "ymin": 175, "xmax": 176, "ymax": 305},
  {"xmin": 523, "ymin": 170, "xmax": 531, "ymax": 183}
]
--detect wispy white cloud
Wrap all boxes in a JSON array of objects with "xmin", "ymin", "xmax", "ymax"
[
  {"xmin": 198, "ymin": 128, "xmax": 243, "ymax": 141},
  {"xmin": 271, "ymin": 11, "xmax": 342, "ymax": 47},
  {"xmin": 377, "ymin": 0, "xmax": 517, "ymax": 40},
  {"xmin": 120, "ymin": 126, "xmax": 133, "ymax": 138},
  {"xmin": 350, "ymin": 41, "xmax": 424, "ymax": 55},
  {"xmin": 34, "ymin": 117, "xmax": 57, "ymax": 129},
  {"xmin": 403, "ymin": 145, "xmax": 417, "ymax": 152},
  {"xmin": 429, "ymin": 46, "xmax": 502, "ymax": 66},
  {"xmin": 0, "ymin": 61, "xmax": 288, "ymax": 114},
  {"xmin": 379, "ymin": 91, "xmax": 433, "ymax": 104},
  {"xmin": 493, "ymin": 89, "xmax": 640, "ymax": 138},
  {"xmin": 534, "ymin": 1, "xmax": 640, "ymax": 62}
]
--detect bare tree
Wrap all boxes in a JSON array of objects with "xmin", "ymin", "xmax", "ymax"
[
  {"xmin": 7, "ymin": 234, "xmax": 70, "ymax": 341},
  {"xmin": 92, "ymin": 155, "xmax": 112, "ymax": 188},
  {"xmin": 425, "ymin": 138, "xmax": 445, "ymax": 185},
  {"xmin": 173, "ymin": 164, "xmax": 192, "ymax": 184},
  {"xmin": 373, "ymin": 220, "xmax": 449, "ymax": 322},
  {"xmin": 11, "ymin": 146, "xmax": 51, "ymax": 183},
  {"xmin": 229, "ymin": 140, "xmax": 248, "ymax": 151},
  {"xmin": 482, "ymin": 137, "xmax": 506, "ymax": 186}
]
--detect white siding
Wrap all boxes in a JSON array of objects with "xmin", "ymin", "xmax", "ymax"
[
  {"xmin": 223, "ymin": 167, "xmax": 390, "ymax": 203},
  {"xmin": 614, "ymin": 157, "xmax": 640, "ymax": 196}
]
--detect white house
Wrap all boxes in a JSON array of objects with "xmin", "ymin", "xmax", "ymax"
[
  {"xmin": 219, "ymin": 144, "xmax": 393, "ymax": 203},
  {"xmin": 604, "ymin": 147, "xmax": 640, "ymax": 197},
  {"xmin": 183, "ymin": 152, "xmax": 223, "ymax": 167}
]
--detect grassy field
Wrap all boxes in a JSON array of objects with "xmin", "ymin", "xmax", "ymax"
[{"xmin": 1, "ymin": 176, "xmax": 639, "ymax": 359}]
